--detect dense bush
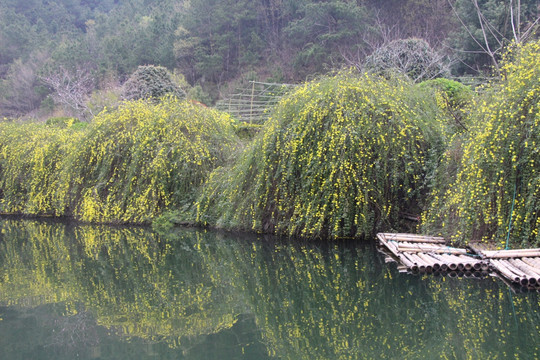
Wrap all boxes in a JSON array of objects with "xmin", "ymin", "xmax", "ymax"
[
  {"xmin": 418, "ymin": 78, "xmax": 474, "ymax": 133},
  {"xmin": 0, "ymin": 122, "xmax": 84, "ymax": 215},
  {"xmin": 0, "ymin": 98, "xmax": 239, "ymax": 223},
  {"xmin": 196, "ymin": 72, "xmax": 452, "ymax": 239},
  {"xmin": 122, "ymin": 65, "xmax": 186, "ymax": 101},
  {"xmin": 422, "ymin": 41, "xmax": 540, "ymax": 247},
  {"xmin": 365, "ymin": 38, "xmax": 449, "ymax": 82}
]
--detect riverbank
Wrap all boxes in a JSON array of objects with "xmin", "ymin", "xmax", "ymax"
[{"xmin": 1, "ymin": 42, "xmax": 539, "ymax": 247}]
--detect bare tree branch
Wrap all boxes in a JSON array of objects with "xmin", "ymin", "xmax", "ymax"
[
  {"xmin": 40, "ymin": 66, "xmax": 95, "ymax": 120},
  {"xmin": 472, "ymin": 0, "xmax": 500, "ymax": 71},
  {"xmin": 449, "ymin": 0, "xmax": 538, "ymax": 75}
]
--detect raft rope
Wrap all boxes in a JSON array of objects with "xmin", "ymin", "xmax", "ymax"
[
  {"xmin": 508, "ymin": 288, "xmax": 518, "ymax": 328},
  {"xmin": 505, "ymin": 182, "xmax": 518, "ymax": 250}
]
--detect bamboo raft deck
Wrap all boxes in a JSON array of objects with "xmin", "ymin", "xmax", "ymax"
[
  {"xmin": 377, "ymin": 233, "xmax": 540, "ymax": 291},
  {"xmin": 469, "ymin": 243, "xmax": 540, "ymax": 289}
]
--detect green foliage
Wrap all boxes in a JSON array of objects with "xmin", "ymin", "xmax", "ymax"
[
  {"xmin": 0, "ymin": 98, "xmax": 239, "ymax": 224},
  {"xmin": 365, "ymin": 38, "xmax": 449, "ymax": 82},
  {"xmin": 186, "ymin": 84, "xmax": 213, "ymax": 106},
  {"xmin": 122, "ymin": 65, "xmax": 185, "ymax": 101},
  {"xmin": 175, "ymin": 0, "xmax": 263, "ymax": 84},
  {"xmin": 45, "ymin": 116, "xmax": 80, "ymax": 127},
  {"xmin": 86, "ymin": 87, "xmax": 121, "ymax": 115},
  {"xmin": 0, "ymin": 0, "xmax": 514, "ymax": 119},
  {"xmin": 234, "ymin": 122, "xmax": 263, "ymax": 140},
  {"xmin": 284, "ymin": 1, "xmax": 370, "ymax": 77},
  {"xmin": 418, "ymin": 78, "xmax": 474, "ymax": 132},
  {"xmin": 196, "ymin": 72, "xmax": 451, "ymax": 239},
  {"xmin": 422, "ymin": 41, "xmax": 540, "ymax": 247},
  {"xmin": 57, "ymin": 97, "xmax": 238, "ymax": 224}
]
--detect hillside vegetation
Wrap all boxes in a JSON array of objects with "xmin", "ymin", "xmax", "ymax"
[{"xmin": 1, "ymin": 0, "xmax": 537, "ymax": 119}]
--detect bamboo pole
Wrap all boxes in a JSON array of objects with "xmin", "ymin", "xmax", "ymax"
[
  {"xmin": 419, "ymin": 253, "xmax": 441, "ymax": 271},
  {"xmin": 521, "ymin": 257, "xmax": 540, "ymax": 270},
  {"xmin": 376, "ymin": 234, "xmax": 401, "ymax": 260},
  {"xmin": 522, "ymin": 256, "xmax": 540, "ymax": 267},
  {"xmin": 412, "ymin": 253, "xmax": 433, "ymax": 273},
  {"xmin": 413, "ymin": 253, "xmax": 434, "ymax": 273},
  {"xmin": 511, "ymin": 258, "xmax": 540, "ymax": 277},
  {"xmin": 385, "ymin": 240, "xmax": 399, "ymax": 253},
  {"xmin": 507, "ymin": 260, "xmax": 537, "ymax": 286},
  {"xmin": 480, "ymin": 249, "xmax": 540, "ymax": 258},
  {"xmin": 379, "ymin": 233, "xmax": 445, "ymax": 243},
  {"xmin": 491, "ymin": 259, "xmax": 528, "ymax": 285},
  {"xmin": 508, "ymin": 259, "xmax": 540, "ymax": 285},
  {"xmin": 446, "ymin": 254, "xmax": 467, "ymax": 271},
  {"xmin": 397, "ymin": 252, "xmax": 418, "ymax": 271},
  {"xmin": 399, "ymin": 254, "xmax": 417, "ymax": 270},
  {"xmin": 437, "ymin": 254, "xmax": 458, "ymax": 271},
  {"xmin": 405, "ymin": 253, "xmax": 427, "ymax": 272},
  {"xmin": 430, "ymin": 254, "xmax": 449, "ymax": 272},
  {"xmin": 397, "ymin": 265, "xmax": 408, "ymax": 273},
  {"xmin": 430, "ymin": 253, "xmax": 457, "ymax": 271},
  {"xmin": 397, "ymin": 244, "xmax": 468, "ymax": 255},
  {"xmin": 456, "ymin": 255, "xmax": 473, "ymax": 271},
  {"xmin": 490, "ymin": 260, "xmax": 521, "ymax": 284},
  {"xmin": 456, "ymin": 255, "xmax": 488, "ymax": 271},
  {"xmin": 417, "ymin": 253, "xmax": 439, "ymax": 271}
]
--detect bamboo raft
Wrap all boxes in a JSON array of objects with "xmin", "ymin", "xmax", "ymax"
[
  {"xmin": 377, "ymin": 233, "xmax": 540, "ymax": 291},
  {"xmin": 469, "ymin": 243, "xmax": 540, "ymax": 289}
]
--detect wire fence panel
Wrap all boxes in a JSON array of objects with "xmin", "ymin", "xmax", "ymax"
[{"xmin": 216, "ymin": 81, "xmax": 296, "ymax": 123}]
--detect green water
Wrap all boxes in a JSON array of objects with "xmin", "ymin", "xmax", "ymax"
[{"xmin": 0, "ymin": 218, "xmax": 538, "ymax": 360}]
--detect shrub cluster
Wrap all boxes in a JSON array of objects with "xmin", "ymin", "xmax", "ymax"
[
  {"xmin": 365, "ymin": 38, "xmax": 449, "ymax": 82},
  {"xmin": 0, "ymin": 97, "xmax": 238, "ymax": 223},
  {"xmin": 122, "ymin": 65, "xmax": 186, "ymax": 101},
  {"xmin": 2, "ymin": 40, "xmax": 537, "ymax": 246},
  {"xmin": 422, "ymin": 41, "xmax": 540, "ymax": 247},
  {"xmin": 195, "ymin": 72, "xmax": 451, "ymax": 239}
]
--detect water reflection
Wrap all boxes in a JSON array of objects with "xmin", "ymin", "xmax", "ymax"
[{"xmin": 0, "ymin": 218, "xmax": 538, "ymax": 359}]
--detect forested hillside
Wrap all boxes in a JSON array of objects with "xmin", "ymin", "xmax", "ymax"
[{"xmin": 1, "ymin": 0, "xmax": 538, "ymax": 119}]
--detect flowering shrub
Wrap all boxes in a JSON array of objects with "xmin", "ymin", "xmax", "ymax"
[
  {"xmin": 196, "ymin": 72, "xmax": 450, "ymax": 239},
  {"xmin": 0, "ymin": 121, "xmax": 84, "ymax": 215},
  {"xmin": 422, "ymin": 41, "xmax": 540, "ymax": 247},
  {"xmin": 0, "ymin": 98, "xmax": 238, "ymax": 223}
]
